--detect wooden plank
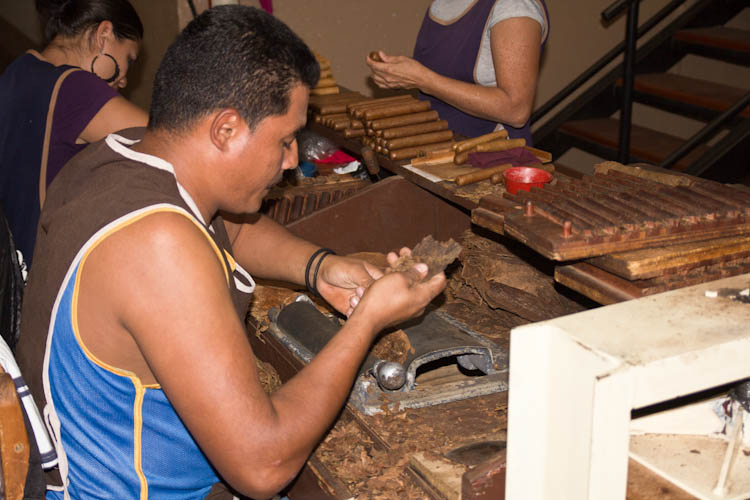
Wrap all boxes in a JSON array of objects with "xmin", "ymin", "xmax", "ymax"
[
  {"xmin": 555, "ymin": 262, "xmax": 642, "ymax": 305},
  {"xmin": 410, "ymin": 453, "xmax": 466, "ymax": 500},
  {"xmin": 673, "ymin": 26, "xmax": 750, "ymax": 54},
  {"xmin": 624, "ymin": 73, "xmax": 750, "ymax": 117},
  {"xmin": 588, "ymin": 234, "xmax": 750, "ymax": 280},
  {"xmin": 560, "ymin": 118, "xmax": 709, "ymax": 172},
  {"xmin": 0, "ymin": 372, "xmax": 28, "ymax": 500}
]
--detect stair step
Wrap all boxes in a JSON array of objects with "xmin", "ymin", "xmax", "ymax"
[
  {"xmin": 619, "ymin": 72, "xmax": 750, "ymax": 118},
  {"xmin": 674, "ymin": 26, "xmax": 750, "ymax": 53},
  {"xmin": 559, "ymin": 118, "xmax": 710, "ymax": 171}
]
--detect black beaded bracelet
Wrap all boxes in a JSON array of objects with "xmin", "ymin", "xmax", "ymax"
[{"xmin": 305, "ymin": 248, "xmax": 335, "ymax": 295}]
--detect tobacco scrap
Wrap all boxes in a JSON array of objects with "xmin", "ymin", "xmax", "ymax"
[
  {"xmin": 391, "ymin": 235, "xmax": 463, "ymax": 280},
  {"xmin": 370, "ymin": 329, "xmax": 414, "ymax": 365},
  {"xmin": 255, "ymin": 358, "xmax": 282, "ymax": 393}
]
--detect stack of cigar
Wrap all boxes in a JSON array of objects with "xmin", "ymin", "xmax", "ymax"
[
  {"xmin": 349, "ymin": 95, "xmax": 454, "ymax": 161},
  {"xmin": 311, "ymin": 53, "xmax": 340, "ymax": 96},
  {"xmin": 309, "ymin": 91, "xmax": 370, "ymax": 132},
  {"xmin": 413, "ymin": 130, "xmax": 545, "ymax": 186}
]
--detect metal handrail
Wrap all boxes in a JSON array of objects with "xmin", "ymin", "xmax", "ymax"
[
  {"xmin": 602, "ymin": 0, "xmax": 632, "ymax": 23},
  {"xmin": 660, "ymin": 92, "xmax": 750, "ymax": 170},
  {"xmin": 617, "ymin": 0, "xmax": 640, "ymax": 163},
  {"xmin": 530, "ymin": 0, "xmax": 686, "ymax": 124}
]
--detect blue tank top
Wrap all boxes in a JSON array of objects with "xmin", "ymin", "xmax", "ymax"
[{"xmin": 46, "ymin": 210, "xmax": 224, "ymax": 500}]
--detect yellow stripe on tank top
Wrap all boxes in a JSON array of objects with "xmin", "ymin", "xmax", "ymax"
[
  {"xmin": 71, "ymin": 206, "xmax": 230, "ymax": 379},
  {"xmin": 69, "ymin": 207, "xmax": 230, "ymax": 497}
]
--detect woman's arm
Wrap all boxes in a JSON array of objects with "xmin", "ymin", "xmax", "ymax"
[
  {"xmin": 367, "ymin": 16, "xmax": 542, "ymax": 128},
  {"xmin": 78, "ymin": 95, "xmax": 148, "ymax": 143}
]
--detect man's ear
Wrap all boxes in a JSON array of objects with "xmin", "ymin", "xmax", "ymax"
[{"xmin": 209, "ymin": 109, "xmax": 246, "ymax": 153}]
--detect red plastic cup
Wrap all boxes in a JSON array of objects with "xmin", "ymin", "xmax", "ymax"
[{"xmin": 503, "ymin": 166, "xmax": 552, "ymax": 194}]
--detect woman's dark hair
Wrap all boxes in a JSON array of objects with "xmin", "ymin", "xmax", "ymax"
[
  {"xmin": 149, "ymin": 5, "xmax": 319, "ymax": 133},
  {"xmin": 36, "ymin": 0, "xmax": 143, "ymax": 43}
]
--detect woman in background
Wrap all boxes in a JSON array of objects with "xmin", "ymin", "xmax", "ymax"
[
  {"xmin": 367, "ymin": 0, "xmax": 548, "ymax": 143},
  {"xmin": 0, "ymin": 0, "xmax": 147, "ymax": 267}
]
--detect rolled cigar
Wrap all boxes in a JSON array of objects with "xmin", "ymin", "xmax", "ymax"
[
  {"xmin": 311, "ymin": 98, "xmax": 368, "ymax": 115},
  {"xmin": 350, "ymin": 120, "xmax": 363, "ymax": 129},
  {"xmin": 370, "ymin": 110, "xmax": 440, "ymax": 130},
  {"xmin": 321, "ymin": 113, "xmax": 348, "ymax": 124},
  {"xmin": 455, "ymin": 163, "xmax": 512, "ymax": 187},
  {"xmin": 347, "ymin": 95, "xmax": 414, "ymax": 114},
  {"xmin": 453, "ymin": 130, "xmax": 509, "ymax": 153},
  {"xmin": 313, "ymin": 114, "xmax": 323, "ymax": 123},
  {"xmin": 310, "ymin": 87, "xmax": 339, "ymax": 96},
  {"xmin": 475, "ymin": 138, "xmax": 526, "ymax": 153},
  {"xmin": 352, "ymin": 98, "xmax": 418, "ymax": 119},
  {"xmin": 310, "ymin": 92, "xmax": 364, "ymax": 104},
  {"xmin": 369, "ymin": 51, "xmax": 383, "ymax": 62},
  {"xmin": 362, "ymin": 100, "xmax": 431, "ymax": 121},
  {"xmin": 344, "ymin": 128, "xmax": 365, "ymax": 138},
  {"xmin": 332, "ymin": 121, "xmax": 351, "ymax": 131},
  {"xmin": 410, "ymin": 150, "xmax": 456, "ymax": 168},
  {"xmin": 385, "ymin": 130, "xmax": 454, "ymax": 150},
  {"xmin": 389, "ymin": 140, "xmax": 455, "ymax": 161},
  {"xmin": 380, "ymin": 120, "xmax": 449, "ymax": 139},
  {"xmin": 453, "ymin": 149, "xmax": 476, "ymax": 165},
  {"xmin": 525, "ymin": 146, "xmax": 553, "ymax": 163},
  {"xmin": 315, "ymin": 77, "xmax": 338, "ymax": 88}
]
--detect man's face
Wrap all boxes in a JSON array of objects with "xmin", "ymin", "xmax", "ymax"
[{"xmin": 230, "ymin": 83, "xmax": 309, "ymax": 213}]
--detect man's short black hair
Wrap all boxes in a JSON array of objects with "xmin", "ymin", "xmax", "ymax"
[{"xmin": 149, "ymin": 5, "xmax": 319, "ymax": 132}]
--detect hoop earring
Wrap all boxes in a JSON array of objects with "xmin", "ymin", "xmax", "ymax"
[{"xmin": 90, "ymin": 53, "xmax": 120, "ymax": 84}]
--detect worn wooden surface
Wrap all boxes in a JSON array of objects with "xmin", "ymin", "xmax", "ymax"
[
  {"xmin": 0, "ymin": 372, "xmax": 28, "ymax": 500},
  {"xmin": 588, "ymin": 234, "xmax": 750, "ymax": 280}
]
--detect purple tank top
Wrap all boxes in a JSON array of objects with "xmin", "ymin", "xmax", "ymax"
[{"xmin": 413, "ymin": 0, "xmax": 548, "ymax": 143}]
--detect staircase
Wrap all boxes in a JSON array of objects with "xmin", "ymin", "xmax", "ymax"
[{"xmin": 533, "ymin": 0, "xmax": 749, "ymax": 183}]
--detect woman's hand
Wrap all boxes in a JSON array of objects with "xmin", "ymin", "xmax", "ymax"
[{"xmin": 366, "ymin": 50, "xmax": 430, "ymax": 90}]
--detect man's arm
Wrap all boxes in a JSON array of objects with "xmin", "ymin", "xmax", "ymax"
[
  {"xmin": 224, "ymin": 214, "xmax": 383, "ymax": 315},
  {"xmin": 80, "ymin": 212, "xmax": 444, "ymax": 498}
]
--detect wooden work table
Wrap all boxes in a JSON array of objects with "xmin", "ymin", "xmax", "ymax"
[{"xmin": 252, "ymin": 122, "xmax": 706, "ymax": 498}]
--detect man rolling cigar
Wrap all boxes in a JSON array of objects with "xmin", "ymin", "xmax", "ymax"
[{"xmin": 16, "ymin": 6, "xmax": 445, "ymax": 500}]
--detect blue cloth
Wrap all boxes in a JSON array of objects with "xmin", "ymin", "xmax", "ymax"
[
  {"xmin": 0, "ymin": 53, "xmax": 117, "ymax": 266},
  {"xmin": 47, "ymin": 262, "xmax": 219, "ymax": 499}
]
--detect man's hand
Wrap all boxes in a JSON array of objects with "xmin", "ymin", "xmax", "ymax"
[
  {"xmin": 347, "ymin": 248, "xmax": 447, "ymax": 334},
  {"xmin": 316, "ymin": 255, "xmax": 384, "ymax": 316}
]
